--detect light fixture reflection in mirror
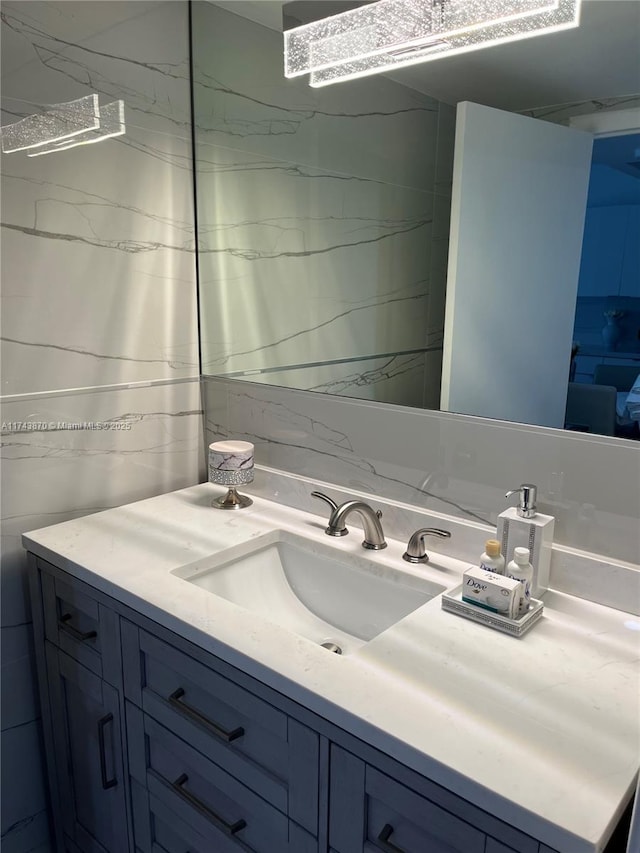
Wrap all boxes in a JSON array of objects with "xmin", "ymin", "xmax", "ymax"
[
  {"xmin": 1, "ymin": 94, "xmax": 100, "ymax": 153},
  {"xmin": 1, "ymin": 95, "xmax": 126, "ymax": 157},
  {"xmin": 27, "ymin": 100, "xmax": 125, "ymax": 156}
]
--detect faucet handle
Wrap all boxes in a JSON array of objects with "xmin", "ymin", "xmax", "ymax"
[
  {"xmin": 403, "ymin": 528, "xmax": 451, "ymax": 564},
  {"xmin": 310, "ymin": 491, "xmax": 348, "ymax": 536}
]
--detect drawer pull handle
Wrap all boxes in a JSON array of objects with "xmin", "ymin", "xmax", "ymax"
[
  {"xmin": 172, "ymin": 773, "xmax": 247, "ymax": 836},
  {"xmin": 168, "ymin": 688, "xmax": 244, "ymax": 743},
  {"xmin": 377, "ymin": 823, "xmax": 405, "ymax": 853},
  {"xmin": 97, "ymin": 713, "xmax": 117, "ymax": 790},
  {"xmin": 59, "ymin": 613, "xmax": 97, "ymax": 643}
]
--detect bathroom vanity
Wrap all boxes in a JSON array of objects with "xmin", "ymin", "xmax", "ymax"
[{"xmin": 23, "ymin": 484, "xmax": 639, "ymax": 853}]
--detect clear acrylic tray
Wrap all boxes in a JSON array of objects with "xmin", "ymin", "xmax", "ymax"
[{"xmin": 441, "ymin": 585, "xmax": 544, "ymax": 637}]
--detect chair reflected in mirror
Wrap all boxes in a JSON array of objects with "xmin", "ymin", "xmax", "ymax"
[
  {"xmin": 594, "ymin": 364, "xmax": 640, "ymax": 439},
  {"xmin": 565, "ymin": 382, "xmax": 617, "ymax": 436},
  {"xmin": 565, "ymin": 364, "xmax": 640, "ymax": 439}
]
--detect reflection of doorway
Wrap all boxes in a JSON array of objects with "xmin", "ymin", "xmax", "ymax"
[
  {"xmin": 441, "ymin": 101, "xmax": 593, "ymax": 429},
  {"xmin": 568, "ymin": 131, "xmax": 640, "ymax": 438}
]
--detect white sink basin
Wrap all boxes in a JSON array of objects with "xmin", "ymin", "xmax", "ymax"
[{"xmin": 172, "ymin": 532, "xmax": 445, "ymax": 655}]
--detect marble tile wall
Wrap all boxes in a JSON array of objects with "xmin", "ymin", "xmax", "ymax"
[
  {"xmin": 1, "ymin": 1, "xmax": 199, "ymax": 395},
  {"xmin": 0, "ymin": 3, "xmax": 202, "ymax": 850},
  {"xmin": 192, "ymin": 2, "xmax": 453, "ymax": 408}
]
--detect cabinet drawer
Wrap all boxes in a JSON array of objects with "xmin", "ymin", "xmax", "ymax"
[
  {"xmin": 131, "ymin": 779, "xmax": 317, "ymax": 853},
  {"xmin": 364, "ymin": 766, "xmax": 484, "ymax": 853},
  {"xmin": 330, "ymin": 746, "xmax": 484, "ymax": 853},
  {"xmin": 40, "ymin": 563, "xmax": 120, "ymax": 683},
  {"xmin": 131, "ymin": 777, "xmax": 224, "ymax": 853},
  {"xmin": 127, "ymin": 703, "xmax": 316, "ymax": 853},
  {"xmin": 122, "ymin": 624, "xmax": 318, "ymax": 833}
]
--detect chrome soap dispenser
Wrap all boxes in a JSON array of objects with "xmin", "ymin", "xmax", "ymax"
[{"xmin": 496, "ymin": 484, "xmax": 555, "ymax": 598}]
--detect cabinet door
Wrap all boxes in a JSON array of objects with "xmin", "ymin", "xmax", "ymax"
[{"xmin": 46, "ymin": 643, "xmax": 130, "ymax": 853}]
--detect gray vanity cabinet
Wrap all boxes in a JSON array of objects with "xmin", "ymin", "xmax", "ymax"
[{"xmin": 29, "ymin": 556, "xmax": 566, "ymax": 853}]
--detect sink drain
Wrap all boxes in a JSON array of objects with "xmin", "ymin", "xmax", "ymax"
[{"xmin": 320, "ymin": 641, "xmax": 342, "ymax": 655}]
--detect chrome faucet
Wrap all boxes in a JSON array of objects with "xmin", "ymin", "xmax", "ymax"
[
  {"xmin": 403, "ymin": 528, "xmax": 451, "ymax": 563},
  {"xmin": 311, "ymin": 491, "xmax": 387, "ymax": 550}
]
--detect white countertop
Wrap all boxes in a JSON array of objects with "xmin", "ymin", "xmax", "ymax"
[{"xmin": 23, "ymin": 484, "xmax": 640, "ymax": 853}]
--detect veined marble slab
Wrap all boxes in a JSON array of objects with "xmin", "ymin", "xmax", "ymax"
[
  {"xmin": 196, "ymin": 156, "xmax": 435, "ymax": 373},
  {"xmin": 237, "ymin": 351, "xmax": 434, "ymax": 408},
  {"xmin": 1, "ymin": 379, "xmax": 203, "ymax": 627},
  {"xmin": 193, "ymin": 2, "xmax": 450, "ymax": 406},
  {"xmin": 195, "ymin": 136, "xmax": 437, "ymax": 377},
  {"xmin": 1, "ymin": 1, "xmax": 198, "ymax": 394}
]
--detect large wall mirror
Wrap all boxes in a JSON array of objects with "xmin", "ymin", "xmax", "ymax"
[{"xmin": 191, "ymin": 0, "xmax": 640, "ymax": 439}]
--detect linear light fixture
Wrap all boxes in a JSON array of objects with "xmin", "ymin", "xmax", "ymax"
[
  {"xmin": 1, "ymin": 94, "xmax": 125, "ymax": 156},
  {"xmin": 27, "ymin": 100, "xmax": 125, "ymax": 157},
  {"xmin": 284, "ymin": 0, "xmax": 582, "ymax": 87}
]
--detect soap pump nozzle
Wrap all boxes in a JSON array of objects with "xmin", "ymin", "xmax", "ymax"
[{"xmin": 505, "ymin": 484, "xmax": 537, "ymax": 519}]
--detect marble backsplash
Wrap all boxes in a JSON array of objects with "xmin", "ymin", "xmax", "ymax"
[{"xmin": 203, "ymin": 375, "xmax": 640, "ymax": 569}]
